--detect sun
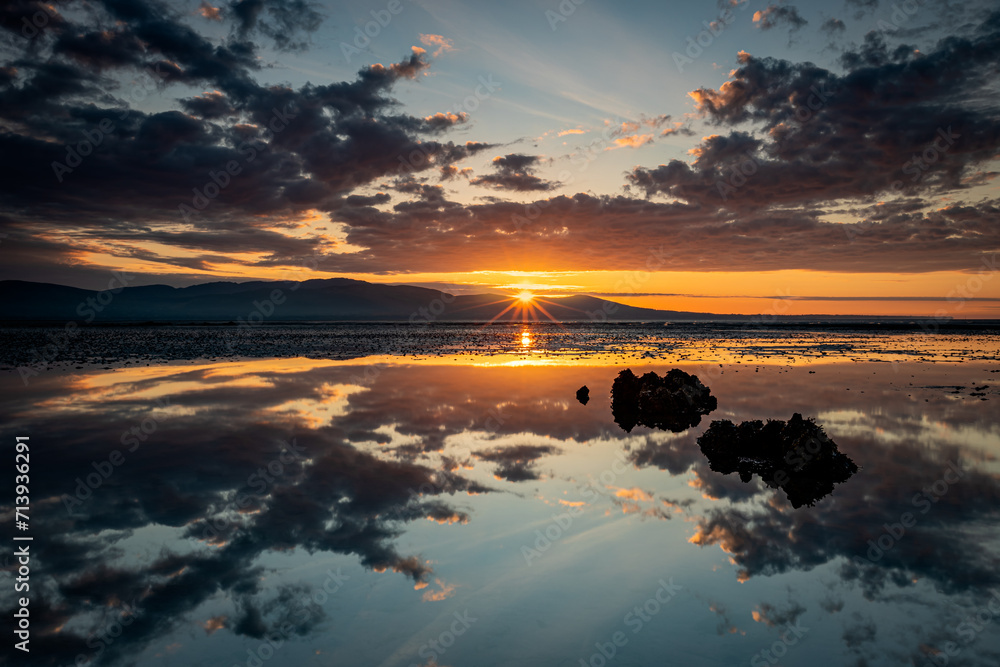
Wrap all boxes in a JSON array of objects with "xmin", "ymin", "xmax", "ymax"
[{"xmin": 516, "ymin": 290, "xmax": 535, "ymax": 304}]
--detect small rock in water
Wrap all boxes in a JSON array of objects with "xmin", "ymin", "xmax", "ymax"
[
  {"xmin": 576, "ymin": 385, "xmax": 590, "ymax": 405},
  {"xmin": 611, "ymin": 368, "xmax": 717, "ymax": 433}
]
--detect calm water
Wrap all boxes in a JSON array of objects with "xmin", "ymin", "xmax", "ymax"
[{"xmin": 1, "ymin": 325, "xmax": 1000, "ymax": 666}]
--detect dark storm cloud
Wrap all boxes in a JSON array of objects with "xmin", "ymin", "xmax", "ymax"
[
  {"xmin": 322, "ymin": 191, "xmax": 1000, "ymax": 274},
  {"xmin": 0, "ymin": 0, "xmax": 494, "ymax": 279},
  {"xmin": 633, "ymin": 15, "xmax": 1000, "ymax": 211},
  {"xmin": 228, "ymin": 0, "xmax": 325, "ymax": 52},
  {"xmin": 821, "ymin": 17, "xmax": 847, "ymax": 34},
  {"xmin": 753, "ymin": 3, "xmax": 808, "ymax": 32},
  {"xmin": 469, "ymin": 153, "xmax": 559, "ymax": 192},
  {"xmin": 3, "ymin": 2, "xmax": 1000, "ymax": 284},
  {"xmin": 179, "ymin": 90, "xmax": 237, "ymax": 119}
]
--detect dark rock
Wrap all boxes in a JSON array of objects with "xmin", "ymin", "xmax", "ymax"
[
  {"xmin": 576, "ymin": 385, "xmax": 590, "ymax": 405},
  {"xmin": 611, "ymin": 368, "xmax": 717, "ymax": 433},
  {"xmin": 697, "ymin": 413, "xmax": 858, "ymax": 508}
]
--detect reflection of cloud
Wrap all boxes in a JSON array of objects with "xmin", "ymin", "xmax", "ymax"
[
  {"xmin": 422, "ymin": 579, "xmax": 458, "ymax": 602},
  {"xmin": 708, "ymin": 602, "xmax": 744, "ymax": 635},
  {"xmin": 476, "ymin": 444, "xmax": 560, "ymax": 482},
  {"xmin": 0, "ymin": 363, "xmax": 494, "ymax": 665},
  {"xmin": 609, "ymin": 486, "xmax": 654, "ymax": 502},
  {"xmin": 198, "ymin": 2, "xmax": 222, "ymax": 21},
  {"xmin": 689, "ymin": 439, "xmax": 1000, "ymax": 598},
  {"xmin": 203, "ymin": 615, "xmax": 228, "ymax": 634},
  {"xmin": 752, "ymin": 601, "xmax": 806, "ymax": 628}
]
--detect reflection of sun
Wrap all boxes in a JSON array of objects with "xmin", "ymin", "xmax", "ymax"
[
  {"xmin": 520, "ymin": 328, "xmax": 532, "ymax": 349},
  {"xmin": 516, "ymin": 291, "xmax": 535, "ymax": 304}
]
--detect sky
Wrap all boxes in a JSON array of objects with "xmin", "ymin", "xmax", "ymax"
[{"xmin": 1, "ymin": 0, "xmax": 999, "ymax": 316}]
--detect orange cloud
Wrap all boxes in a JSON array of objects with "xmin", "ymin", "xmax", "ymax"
[
  {"xmin": 607, "ymin": 134, "xmax": 653, "ymax": 150},
  {"xmin": 420, "ymin": 34, "xmax": 455, "ymax": 57},
  {"xmin": 203, "ymin": 616, "xmax": 227, "ymax": 635},
  {"xmin": 558, "ymin": 128, "xmax": 586, "ymax": 136},
  {"xmin": 421, "ymin": 579, "xmax": 457, "ymax": 602},
  {"xmin": 198, "ymin": 2, "xmax": 222, "ymax": 20},
  {"xmin": 426, "ymin": 513, "xmax": 468, "ymax": 525},
  {"xmin": 610, "ymin": 486, "xmax": 654, "ymax": 502}
]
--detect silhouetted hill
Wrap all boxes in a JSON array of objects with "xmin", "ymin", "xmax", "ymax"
[
  {"xmin": 0, "ymin": 279, "xmax": 695, "ymax": 322},
  {"xmin": 0, "ymin": 279, "xmax": 964, "ymax": 324}
]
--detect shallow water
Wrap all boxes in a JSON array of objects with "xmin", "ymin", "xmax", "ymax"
[{"xmin": 1, "ymin": 327, "xmax": 999, "ymax": 666}]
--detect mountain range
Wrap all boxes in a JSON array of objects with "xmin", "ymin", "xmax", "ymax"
[
  {"xmin": 0, "ymin": 278, "xmax": 698, "ymax": 322},
  {"xmin": 0, "ymin": 278, "xmax": 959, "ymax": 323}
]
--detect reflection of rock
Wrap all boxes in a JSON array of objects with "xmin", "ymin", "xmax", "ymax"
[
  {"xmin": 697, "ymin": 413, "xmax": 858, "ymax": 508},
  {"xmin": 576, "ymin": 385, "xmax": 590, "ymax": 405},
  {"xmin": 611, "ymin": 368, "xmax": 717, "ymax": 433}
]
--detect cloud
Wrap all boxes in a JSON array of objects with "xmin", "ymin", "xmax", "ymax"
[
  {"xmin": 199, "ymin": 2, "xmax": 223, "ymax": 21},
  {"xmin": 2, "ymin": 2, "xmax": 999, "ymax": 287},
  {"xmin": 752, "ymin": 601, "xmax": 807, "ymax": 627},
  {"xmin": 632, "ymin": 14, "xmax": 1000, "ymax": 217},
  {"xmin": 753, "ymin": 3, "xmax": 808, "ymax": 32},
  {"xmin": 421, "ymin": 578, "xmax": 458, "ymax": 601},
  {"xmin": 0, "ymin": 361, "xmax": 498, "ymax": 665},
  {"xmin": 469, "ymin": 153, "xmax": 559, "ymax": 191},
  {"xmin": 476, "ymin": 444, "xmax": 561, "ymax": 481},
  {"xmin": 439, "ymin": 164, "xmax": 473, "ymax": 181},
  {"xmin": 821, "ymin": 17, "xmax": 846, "ymax": 34},
  {"xmin": 608, "ymin": 134, "xmax": 654, "ymax": 150},
  {"xmin": 229, "ymin": 0, "xmax": 325, "ymax": 51},
  {"xmin": 419, "ymin": 33, "xmax": 455, "ymax": 57}
]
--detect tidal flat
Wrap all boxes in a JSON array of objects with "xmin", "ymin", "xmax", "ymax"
[{"xmin": 1, "ymin": 323, "xmax": 998, "ymax": 666}]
